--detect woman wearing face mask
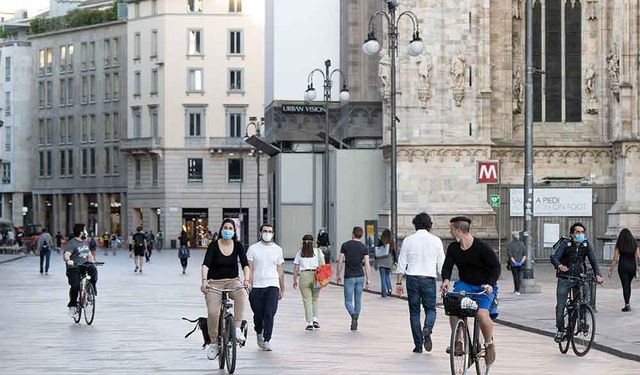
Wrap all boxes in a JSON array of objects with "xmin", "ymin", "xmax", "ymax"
[
  {"xmin": 292, "ymin": 234, "xmax": 325, "ymax": 330},
  {"xmin": 201, "ymin": 218, "xmax": 251, "ymax": 360}
]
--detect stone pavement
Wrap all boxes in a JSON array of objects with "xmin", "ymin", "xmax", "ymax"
[
  {"xmin": 284, "ymin": 258, "xmax": 640, "ymax": 361},
  {"xmin": 0, "ymin": 249, "xmax": 638, "ymax": 374},
  {"xmin": 0, "ymin": 253, "xmax": 26, "ymax": 264}
]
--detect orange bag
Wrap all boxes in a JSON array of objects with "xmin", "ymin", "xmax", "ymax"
[{"xmin": 315, "ymin": 250, "xmax": 332, "ymax": 288}]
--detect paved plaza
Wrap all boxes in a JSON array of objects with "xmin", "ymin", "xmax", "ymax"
[{"xmin": 1, "ymin": 249, "xmax": 639, "ymax": 374}]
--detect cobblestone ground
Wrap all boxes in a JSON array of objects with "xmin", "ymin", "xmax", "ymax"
[{"xmin": 0, "ymin": 249, "xmax": 637, "ymax": 374}]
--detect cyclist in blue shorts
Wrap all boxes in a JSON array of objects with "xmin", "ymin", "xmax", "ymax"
[{"xmin": 440, "ymin": 216, "xmax": 501, "ymax": 366}]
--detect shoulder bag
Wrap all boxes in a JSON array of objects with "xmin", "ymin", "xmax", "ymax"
[{"xmin": 315, "ymin": 249, "xmax": 332, "ymax": 288}]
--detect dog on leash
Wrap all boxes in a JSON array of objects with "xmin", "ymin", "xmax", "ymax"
[{"xmin": 183, "ymin": 317, "xmax": 211, "ymax": 348}]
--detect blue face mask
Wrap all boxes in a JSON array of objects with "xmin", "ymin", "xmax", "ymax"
[
  {"xmin": 574, "ymin": 234, "xmax": 585, "ymax": 243},
  {"xmin": 221, "ymin": 230, "xmax": 234, "ymax": 240}
]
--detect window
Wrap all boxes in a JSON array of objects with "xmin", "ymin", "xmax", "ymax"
[
  {"xmin": 187, "ymin": 158, "xmax": 203, "ymax": 182},
  {"xmin": 229, "ymin": 69, "xmax": 243, "ymax": 91},
  {"xmin": 135, "ymin": 158, "xmax": 141, "ymax": 187},
  {"xmin": 46, "ymin": 81, "xmax": 53, "ymax": 107},
  {"xmin": 151, "ymin": 30, "xmax": 158, "ymax": 58},
  {"xmin": 47, "ymin": 151, "xmax": 52, "ymax": 176},
  {"xmin": 67, "ymin": 78, "xmax": 74, "ymax": 105},
  {"xmin": 104, "ymin": 72, "xmax": 112, "ymax": 101},
  {"xmin": 38, "ymin": 119, "xmax": 45, "ymax": 145},
  {"xmin": 39, "ymin": 151, "xmax": 45, "ymax": 177},
  {"xmin": 151, "ymin": 68, "xmax": 158, "ymax": 94},
  {"xmin": 134, "ymin": 1, "xmax": 140, "ymax": 18},
  {"xmin": 228, "ymin": 158, "xmax": 243, "ymax": 182},
  {"xmin": 4, "ymin": 126, "xmax": 10, "ymax": 151},
  {"xmin": 46, "ymin": 118, "xmax": 53, "ymax": 145},
  {"xmin": 188, "ymin": 30, "xmax": 202, "ymax": 55},
  {"xmin": 229, "ymin": 30, "xmax": 242, "ymax": 55},
  {"xmin": 187, "ymin": 111, "xmax": 203, "ymax": 137},
  {"xmin": 104, "ymin": 113, "xmax": 111, "ymax": 141},
  {"xmin": 105, "ymin": 147, "xmax": 111, "ymax": 175},
  {"xmin": 151, "ymin": 0, "xmax": 158, "ymax": 15},
  {"xmin": 149, "ymin": 107, "xmax": 159, "ymax": 138},
  {"xmin": 38, "ymin": 82, "xmax": 45, "ymax": 107},
  {"xmin": 113, "ymin": 147, "xmax": 120, "ymax": 175},
  {"xmin": 81, "ymin": 149, "xmax": 88, "ymax": 175},
  {"xmin": 67, "ymin": 44, "xmax": 74, "ymax": 71},
  {"xmin": 81, "ymin": 42, "xmax": 87, "ymax": 69},
  {"xmin": 151, "ymin": 158, "xmax": 158, "ymax": 186},
  {"xmin": 59, "ymin": 117, "xmax": 67, "ymax": 144},
  {"xmin": 90, "ymin": 148, "xmax": 96, "ymax": 175},
  {"xmin": 134, "ymin": 71, "xmax": 141, "ymax": 96},
  {"xmin": 187, "ymin": 69, "xmax": 203, "ymax": 92},
  {"xmin": 113, "ymin": 72, "xmax": 120, "ymax": 100},
  {"xmin": 89, "ymin": 74, "xmax": 96, "ymax": 102},
  {"xmin": 112, "ymin": 37, "xmax": 119, "ymax": 65},
  {"xmin": 226, "ymin": 109, "xmax": 245, "ymax": 137},
  {"xmin": 59, "ymin": 79, "xmax": 66, "ymax": 106},
  {"xmin": 38, "ymin": 49, "xmax": 45, "ymax": 75},
  {"xmin": 4, "ymin": 91, "xmax": 10, "ymax": 115},
  {"xmin": 113, "ymin": 112, "xmax": 120, "ymax": 140},
  {"xmin": 228, "ymin": 0, "xmax": 242, "ymax": 13},
  {"xmin": 89, "ymin": 114, "xmax": 96, "ymax": 142},
  {"xmin": 134, "ymin": 32, "xmax": 141, "ymax": 60},
  {"xmin": 60, "ymin": 46, "xmax": 67, "ymax": 72},
  {"xmin": 60, "ymin": 150, "xmax": 66, "ymax": 176},
  {"xmin": 88, "ymin": 42, "xmax": 95, "ymax": 68},
  {"xmin": 133, "ymin": 108, "xmax": 142, "ymax": 137},
  {"xmin": 188, "ymin": 0, "xmax": 202, "ymax": 12},
  {"xmin": 67, "ymin": 116, "xmax": 74, "ymax": 143},
  {"xmin": 81, "ymin": 76, "xmax": 88, "ymax": 104},
  {"xmin": 46, "ymin": 48, "xmax": 53, "ymax": 74},
  {"xmin": 2, "ymin": 163, "xmax": 11, "ymax": 184},
  {"xmin": 68, "ymin": 150, "xmax": 74, "ymax": 176},
  {"xmin": 532, "ymin": 0, "xmax": 582, "ymax": 123},
  {"xmin": 104, "ymin": 39, "xmax": 111, "ymax": 66},
  {"xmin": 5, "ymin": 56, "xmax": 10, "ymax": 81},
  {"xmin": 81, "ymin": 115, "xmax": 88, "ymax": 142}
]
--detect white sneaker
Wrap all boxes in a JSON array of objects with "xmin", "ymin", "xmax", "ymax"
[
  {"xmin": 262, "ymin": 341, "xmax": 272, "ymax": 351},
  {"xmin": 206, "ymin": 344, "xmax": 218, "ymax": 360},
  {"xmin": 68, "ymin": 307, "xmax": 77, "ymax": 317},
  {"xmin": 236, "ymin": 327, "xmax": 246, "ymax": 343},
  {"xmin": 513, "ymin": 291, "xmax": 521, "ymax": 296},
  {"xmin": 256, "ymin": 333, "xmax": 265, "ymax": 349}
]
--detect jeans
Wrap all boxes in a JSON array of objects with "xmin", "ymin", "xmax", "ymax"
[
  {"xmin": 343, "ymin": 276, "xmax": 365, "ymax": 317},
  {"xmin": 249, "ymin": 287, "xmax": 280, "ymax": 342},
  {"xmin": 39, "ymin": 248, "xmax": 51, "ymax": 273},
  {"xmin": 379, "ymin": 267, "xmax": 392, "ymax": 296},
  {"xmin": 406, "ymin": 276, "xmax": 437, "ymax": 347},
  {"xmin": 555, "ymin": 278, "xmax": 586, "ymax": 330},
  {"xmin": 511, "ymin": 265, "xmax": 522, "ymax": 292}
]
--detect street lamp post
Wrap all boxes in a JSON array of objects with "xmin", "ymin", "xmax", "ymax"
[
  {"xmin": 363, "ymin": 1, "xmax": 424, "ymax": 249},
  {"xmin": 245, "ymin": 117, "xmax": 264, "ymax": 240},
  {"xmin": 304, "ymin": 60, "xmax": 350, "ymax": 242}
]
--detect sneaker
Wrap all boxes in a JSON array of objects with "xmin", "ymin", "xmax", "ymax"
[
  {"xmin": 139, "ymin": 269, "xmax": 143, "ymax": 274},
  {"xmin": 182, "ymin": 270, "xmax": 186, "ymax": 275},
  {"xmin": 350, "ymin": 316, "xmax": 358, "ymax": 331},
  {"xmin": 235, "ymin": 327, "xmax": 246, "ymax": 343},
  {"xmin": 413, "ymin": 346, "xmax": 423, "ymax": 353},
  {"xmin": 68, "ymin": 306, "xmax": 77, "ymax": 317},
  {"xmin": 206, "ymin": 344, "xmax": 218, "ymax": 360},
  {"xmin": 313, "ymin": 321, "xmax": 320, "ymax": 329},
  {"xmin": 513, "ymin": 291, "xmax": 521, "ymax": 295},
  {"xmin": 422, "ymin": 328, "xmax": 433, "ymax": 352},
  {"xmin": 622, "ymin": 304, "xmax": 631, "ymax": 312},
  {"xmin": 553, "ymin": 331, "xmax": 564, "ymax": 343},
  {"xmin": 305, "ymin": 324, "xmax": 314, "ymax": 331},
  {"xmin": 445, "ymin": 341, "xmax": 464, "ymax": 356},
  {"xmin": 40, "ymin": 270, "xmax": 43, "ymax": 274},
  {"xmin": 485, "ymin": 342, "xmax": 496, "ymax": 366},
  {"xmin": 134, "ymin": 267, "xmax": 138, "ymax": 273},
  {"xmin": 256, "ymin": 333, "xmax": 265, "ymax": 349},
  {"xmin": 262, "ymin": 341, "xmax": 272, "ymax": 351}
]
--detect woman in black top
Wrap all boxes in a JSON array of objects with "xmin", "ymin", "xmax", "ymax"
[
  {"xmin": 200, "ymin": 219, "xmax": 251, "ymax": 360},
  {"xmin": 608, "ymin": 228, "xmax": 640, "ymax": 311},
  {"xmin": 177, "ymin": 230, "xmax": 191, "ymax": 274}
]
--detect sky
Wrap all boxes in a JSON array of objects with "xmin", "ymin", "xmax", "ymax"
[{"xmin": 0, "ymin": 0, "xmax": 49, "ymax": 18}]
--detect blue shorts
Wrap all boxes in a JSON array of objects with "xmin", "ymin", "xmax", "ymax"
[{"xmin": 453, "ymin": 281, "xmax": 499, "ymax": 312}]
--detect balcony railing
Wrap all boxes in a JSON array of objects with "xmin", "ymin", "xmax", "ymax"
[
  {"xmin": 121, "ymin": 137, "xmax": 162, "ymax": 153},
  {"xmin": 208, "ymin": 137, "xmax": 246, "ymax": 151}
]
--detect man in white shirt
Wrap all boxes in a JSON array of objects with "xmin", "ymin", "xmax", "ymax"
[
  {"xmin": 246, "ymin": 223, "xmax": 284, "ymax": 352},
  {"xmin": 395, "ymin": 212, "xmax": 445, "ymax": 354}
]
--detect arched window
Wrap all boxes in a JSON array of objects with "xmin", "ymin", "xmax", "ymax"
[{"xmin": 532, "ymin": 0, "xmax": 582, "ymax": 123}]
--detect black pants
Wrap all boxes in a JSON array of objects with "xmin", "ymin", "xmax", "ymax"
[
  {"xmin": 66, "ymin": 265, "xmax": 98, "ymax": 307},
  {"xmin": 619, "ymin": 266, "xmax": 636, "ymax": 305},
  {"xmin": 249, "ymin": 287, "xmax": 280, "ymax": 342},
  {"xmin": 146, "ymin": 246, "xmax": 153, "ymax": 261},
  {"xmin": 511, "ymin": 266, "xmax": 523, "ymax": 292},
  {"xmin": 180, "ymin": 257, "xmax": 188, "ymax": 270},
  {"xmin": 39, "ymin": 249, "xmax": 51, "ymax": 273}
]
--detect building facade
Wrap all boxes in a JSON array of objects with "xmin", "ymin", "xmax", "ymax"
[
  {"xmin": 124, "ymin": 0, "xmax": 265, "ymax": 246},
  {"xmin": 29, "ymin": 20, "xmax": 128, "ymax": 237}
]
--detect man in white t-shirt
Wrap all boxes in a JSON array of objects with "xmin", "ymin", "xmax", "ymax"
[{"xmin": 246, "ymin": 223, "xmax": 284, "ymax": 352}]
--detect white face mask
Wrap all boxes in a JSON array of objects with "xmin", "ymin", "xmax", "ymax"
[{"xmin": 262, "ymin": 232, "xmax": 273, "ymax": 242}]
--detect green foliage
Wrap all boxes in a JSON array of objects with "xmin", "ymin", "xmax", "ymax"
[
  {"xmin": 29, "ymin": 1, "xmax": 120, "ymax": 35},
  {"xmin": 0, "ymin": 29, "xmax": 18, "ymax": 39}
]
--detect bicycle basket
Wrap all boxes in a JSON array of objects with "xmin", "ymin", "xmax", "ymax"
[{"xmin": 443, "ymin": 293, "xmax": 478, "ymax": 317}]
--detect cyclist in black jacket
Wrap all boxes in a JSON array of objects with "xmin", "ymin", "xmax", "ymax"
[{"xmin": 550, "ymin": 222, "xmax": 603, "ymax": 343}]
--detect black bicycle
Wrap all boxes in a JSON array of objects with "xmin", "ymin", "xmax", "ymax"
[
  {"xmin": 207, "ymin": 285, "xmax": 248, "ymax": 374},
  {"xmin": 70, "ymin": 262, "xmax": 104, "ymax": 325},
  {"xmin": 557, "ymin": 274, "xmax": 596, "ymax": 356},
  {"xmin": 443, "ymin": 291, "xmax": 490, "ymax": 375}
]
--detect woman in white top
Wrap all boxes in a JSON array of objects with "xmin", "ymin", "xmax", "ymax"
[{"xmin": 292, "ymin": 234, "xmax": 325, "ymax": 331}]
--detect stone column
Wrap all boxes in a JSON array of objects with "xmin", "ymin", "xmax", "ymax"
[
  {"xmin": 119, "ymin": 192, "xmax": 127, "ymax": 237},
  {"xmin": 12, "ymin": 192, "xmax": 24, "ymax": 227}
]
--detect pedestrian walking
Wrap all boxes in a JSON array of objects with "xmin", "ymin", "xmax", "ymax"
[
  {"xmin": 110, "ymin": 233, "xmax": 118, "ymax": 255},
  {"xmin": 201, "ymin": 218, "xmax": 250, "ymax": 360},
  {"xmin": 506, "ymin": 231, "xmax": 527, "ymax": 295},
  {"xmin": 317, "ymin": 228, "xmax": 331, "ymax": 264},
  {"xmin": 395, "ymin": 213, "xmax": 445, "ymax": 353},
  {"xmin": 336, "ymin": 226, "xmax": 371, "ymax": 331},
  {"xmin": 156, "ymin": 231, "xmax": 164, "ymax": 253},
  {"xmin": 178, "ymin": 230, "xmax": 191, "ymax": 274},
  {"xmin": 146, "ymin": 231, "xmax": 155, "ymax": 262},
  {"xmin": 55, "ymin": 231, "xmax": 63, "ymax": 254},
  {"xmin": 102, "ymin": 233, "xmax": 110, "ymax": 255},
  {"xmin": 247, "ymin": 223, "xmax": 284, "ymax": 351},
  {"xmin": 374, "ymin": 229, "xmax": 396, "ymax": 297},
  {"xmin": 608, "ymin": 228, "xmax": 640, "ymax": 311},
  {"xmin": 293, "ymin": 234, "xmax": 325, "ymax": 331},
  {"xmin": 37, "ymin": 227, "xmax": 54, "ymax": 275},
  {"xmin": 127, "ymin": 232, "xmax": 133, "ymax": 254},
  {"xmin": 131, "ymin": 227, "xmax": 148, "ymax": 273}
]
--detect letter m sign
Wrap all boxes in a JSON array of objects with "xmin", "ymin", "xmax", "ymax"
[{"xmin": 477, "ymin": 161, "xmax": 499, "ymax": 184}]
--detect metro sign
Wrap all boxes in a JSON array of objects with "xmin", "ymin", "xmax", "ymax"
[{"xmin": 477, "ymin": 161, "xmax": 500, "ymax": 184}]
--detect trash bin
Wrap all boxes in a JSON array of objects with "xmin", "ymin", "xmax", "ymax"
[{"xmin": 170, "ymin": 239, "xmax": 176, "ymax": 249}]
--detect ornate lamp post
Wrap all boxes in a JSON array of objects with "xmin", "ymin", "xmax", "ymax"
[{"xmin": 245, "ymin": 116, "xmax": 264, "ymax": 240}]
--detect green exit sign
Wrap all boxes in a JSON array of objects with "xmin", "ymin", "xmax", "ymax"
[{"xmin": 489, "ymin": 194, "xmax": 501, "ymax": 208}]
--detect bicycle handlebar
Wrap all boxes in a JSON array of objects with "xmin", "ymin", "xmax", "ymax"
[
  {"xmin": 442, "ymin": 290, "xmax": 488, "ymax": 298},
  {"xmin": 206, "ymin": 285, "xmax": 248, "ymax": 293},
  {"xmin": 67, "ymin": 261, "xmax": 104, "ymax": 268}
]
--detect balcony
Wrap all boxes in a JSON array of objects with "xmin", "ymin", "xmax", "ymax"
[
  {"xmin": 208, "ymin": 137, "xmax": 246, "ymax": 152},
  {"xmin": 121, "ymin": 137, "xmax": 162, "ymax": 155}
]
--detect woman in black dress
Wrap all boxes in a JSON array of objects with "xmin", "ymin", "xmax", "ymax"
[{"xmin": 608, "ymin": 228, "xmax": 640, "ymax": 311}]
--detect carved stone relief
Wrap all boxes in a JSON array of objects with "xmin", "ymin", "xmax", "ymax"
[
  {"xmin": 513, "ymin": 65, "xmax": 523, "ymax": 114},
  {"xmin": 584, "ymin": 64, "xmax": 598, "ymax": 114},
  {"xmin": 606, "ymin": 44, "xmax": 620, "ymax": 101},
  {"xmin": 587, "ymin": 0, "xmax": 597, "ymax": 20},
  {"xmin": 378, "ymin": 48, "xmax": 391, "ymax": 103},
  {"xmin": 450, "ymin": 50, "xmax": 467, "ymax": 107},
  {"xmin": 512, "ymin": 0, "xmax": 521, "ymax": 20},
  {"xmin": 416, "ymin": 53, "xmax": 433, "ymax": 109}
]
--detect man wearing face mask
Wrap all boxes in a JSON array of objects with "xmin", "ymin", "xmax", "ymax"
[
  {"xmin": 551, "ymin": 222, "xmax": 603, "ymax": 343},
  {"xmin": 246, "ymin": 224, "xmax": 284, "ymax": 351}
]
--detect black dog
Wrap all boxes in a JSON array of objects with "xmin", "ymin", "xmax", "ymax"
[{"xmin": 183, "ymin": 317, "xmax": 211, "ymax": 348}]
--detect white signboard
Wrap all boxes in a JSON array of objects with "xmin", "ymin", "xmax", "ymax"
[
  {"xmin": 543, "ymin": 223, "xmax": 560, "ymax": 247},
  {"xmin": 510, "ymin": 188, "xmax": 592, "ymax": 217}
]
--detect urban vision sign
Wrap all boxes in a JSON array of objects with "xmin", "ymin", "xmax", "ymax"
[{"xmin": 281, "ymin": 105, "xmax": 326, "ymax": 114}]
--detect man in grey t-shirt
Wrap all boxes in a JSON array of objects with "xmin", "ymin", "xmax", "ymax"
[
  {"xmin": 63, "ymin": 223, "xmax": 98, "ymax": 317},
  {"xmin": 337, "ymin": 226, "xmax": 371, "ymax": 331},
  {"xmin": 506, "ymin": 231, "xmax": 526, "ymax": 295}
]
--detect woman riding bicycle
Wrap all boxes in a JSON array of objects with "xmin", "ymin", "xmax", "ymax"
[
  {"xmin": 63, "ymin": 223, "xmax": 98, "ymax": 317},
  {"xmin": 201, "ymin": 218, "xmax": 251, "ymax": 360}
]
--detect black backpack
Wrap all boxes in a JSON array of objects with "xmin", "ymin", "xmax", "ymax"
[
  {"xmin": 41, "ymin": 237, "xmax": 50, "ymax": 251},
  {"xmin": 134, "ymin": 233, "xmax": 145, "ymax": 250}
]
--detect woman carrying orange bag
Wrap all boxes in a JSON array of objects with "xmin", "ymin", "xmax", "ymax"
[{"xmin": 292, "ymin": 234, "xmax": 324, "ymax": 331}]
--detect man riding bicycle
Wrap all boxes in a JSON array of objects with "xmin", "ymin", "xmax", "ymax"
[
  {"xmin": 440, "ymin": 216, "xmax": 501, "ymax": 366},
  {"xmin": 63, "ymin": 223, "xmax": 98, "ymax": 317},
  {"xmin": 551, "ymin": 222, "xmax": 603, "ymax": 343}
]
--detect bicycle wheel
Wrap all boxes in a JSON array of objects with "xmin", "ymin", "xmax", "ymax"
[
  {"xmin": 450, "ymin": 319, "xmax": 470, "ymax": 375},
  {"xmin": 218, "ymin": 318, "xmax": 225, "ymax": 369},
  {"xmin": 558, "ymin": 307, "xmax": 571, "ymax": 354},
  {"xmin": 225, "ymin": 315, "xmax": 237, "ymax": 374},
  {"xmin": 84, "ymin": 282, "xmax": 96, "ymax": 325},
  {"xmin": 571, "ymin": 304, "xmax": 595, "ymax": 356},
  {"xmin": 73, "ymin": 289, "xmax": 82, "ymax": 323},
  {"xmin": 474, "ymin": 320, "xmax": 489, "ymax": 375}
]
